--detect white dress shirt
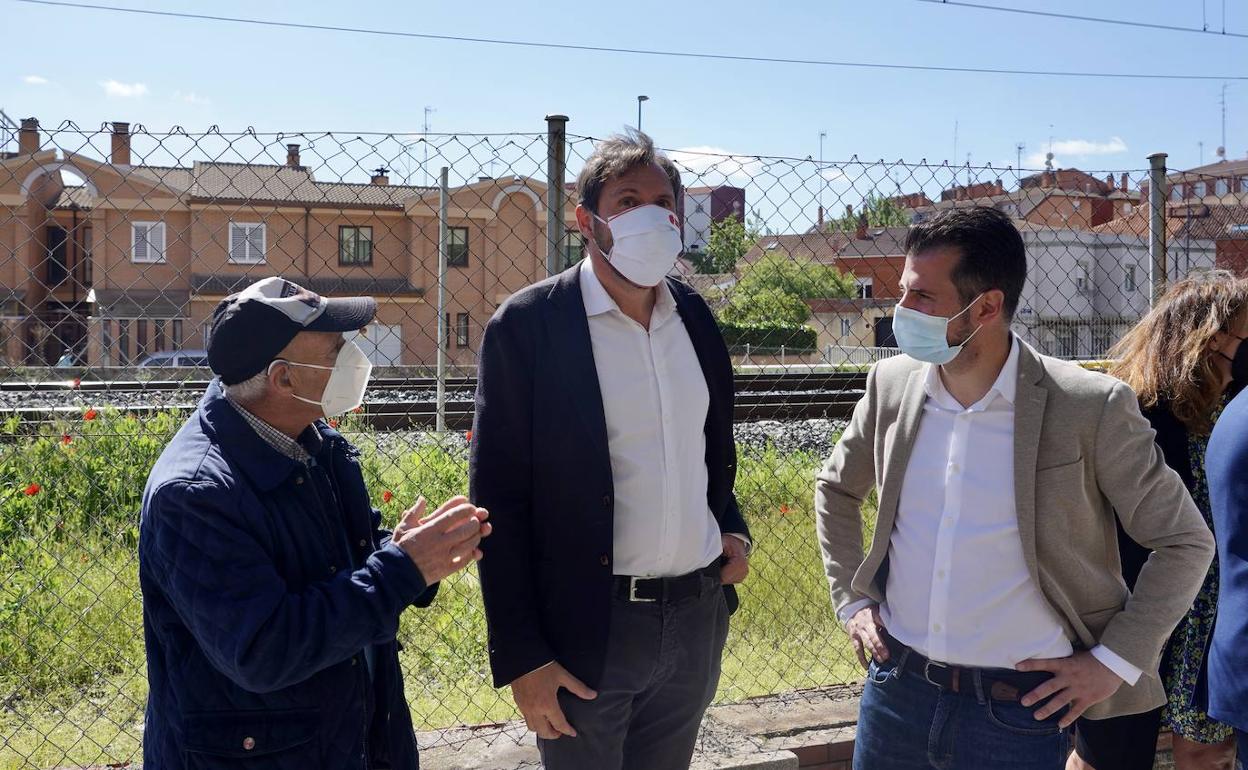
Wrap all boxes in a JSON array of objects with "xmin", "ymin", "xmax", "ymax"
[
  {"xmin": 579, "ymin": 259, "xmax": 727, "ymax": 578},
  {"xmin": 842, "ymin": 337, "xmax": 1141, "ymax": 684}
]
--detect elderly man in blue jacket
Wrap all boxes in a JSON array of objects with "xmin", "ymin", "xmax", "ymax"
[{"xmin": 139, "ymin": 276, "xmax": 489, "ymax": 770}]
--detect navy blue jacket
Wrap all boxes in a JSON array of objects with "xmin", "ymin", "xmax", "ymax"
[
  {"xmin": 1205, "ymin": 385, "xmax": 1248, "ymax": 733},
  {"xmin": 139, "ymin": 380, "xmax": 436, "ymax": 770},
  {"xmin": 469, "ymin": 265, "xmax": 751, "ymax": 689}
]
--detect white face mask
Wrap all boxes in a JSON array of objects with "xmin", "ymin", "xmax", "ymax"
[
  {"xmin": 274, "ymin": 339, "xmax": 373, "ymax": 418},
  {"xmin": 892, "ymin": 294, "xmax": 985, "ymax": 365},
  {"xmin": 590, "ymin": 204, "xmax": 684, "ymax": 287}
]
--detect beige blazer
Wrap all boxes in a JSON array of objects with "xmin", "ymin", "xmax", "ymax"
[{"xmin": 815, "ymin": 340, "xmax": 1215, "ymax": 719}]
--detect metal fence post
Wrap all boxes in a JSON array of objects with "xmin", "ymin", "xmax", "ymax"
[
  {"xmin": 436, "ymin": 166, "xmax": 449, "ymax": 432},
  {"xmin": 1148, "ymin": 152, "xmax": 1168, "ymax": 307},
  {"xmin": 545, "ymin": 114, "xmax": 568, "ymax": 277}
]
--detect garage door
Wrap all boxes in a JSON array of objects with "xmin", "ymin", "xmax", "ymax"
[{"xmin": 346, "ymin": 324, "xmax": 402, "ymax": 366}]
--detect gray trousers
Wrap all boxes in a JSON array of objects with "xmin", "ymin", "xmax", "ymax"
[{"xmin": 537, "ymin": 574, "xmax": 730, "ymax": 770}]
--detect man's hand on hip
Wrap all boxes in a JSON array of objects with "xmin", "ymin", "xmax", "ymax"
[
  {"xmin": 393, "ymin": 496, "xmax": 491, "ymax": 584},
  {"xmin": 846, "ymin": 605, "xmax": 889, "ymax": 668},
  {"xmin": 720, "ymin": 535, "xmax": 750, "ymax": 585},
  {"xmin": 510, "ymin": 662, "xmax": 598, "ymax": 740},
  {"xmin": 1017, "ymin": 651, "xmax": 1124, "ymax": 728}
]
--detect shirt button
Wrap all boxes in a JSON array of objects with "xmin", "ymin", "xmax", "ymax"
[
  {"xmin": 600, "ymin": 554, "xmax": 610, "ymax": 567},
  {"xmin": 242, "ymin": 737, "xmax": 256, "ymax": 751},
  {"xmin": 295, "ymin": 476, "xmax": 304, "ymax": 485},
  {"xmin": 358, "ymin": 539, "xmax": 368, "ymax": 548},
  {"xmin": 328, "ymin": 565, "xmax": 337, "ymax": 574}
]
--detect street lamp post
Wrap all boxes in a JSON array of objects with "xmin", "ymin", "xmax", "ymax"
[{"xmin": 637, "ymin": 95, "xmax": 649, "ymax": 132}]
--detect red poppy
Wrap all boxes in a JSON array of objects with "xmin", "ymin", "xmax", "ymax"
[
  {"xmin": 23, "ymin": 483, "xmax": 41, "ymax": 496},
  {"xmin": 382, "ymin": 490, "xmax": 394, "ymax": 504},
  {"xmin": 61, "ymin": 434, "xmax": 72, "ymax": 445},
  {"xmin": 353, "ymin": 406, "xmax": 364, "ymax": 414},
  {"xmin": 72, "ymin": 377, "xmax": 82, "ymax": 389},
  {"xmin": 83, "ymin": 408, "xmax": 98, "ymax": 421},
  {"xmin": 465, "ymin": 430, "xmax": 473, "ymax": 443},
  {"xmin": 328, "ymin": 419, "xmax": 340, "ymax": 429},
  {"xmin": 779, "ymin": 504, "xmax": 791, "ymax": 515}
]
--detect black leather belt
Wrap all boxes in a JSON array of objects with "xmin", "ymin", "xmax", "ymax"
[
  {"xmin": 613, "ymin": 563, "xmax": 721, "ymax": 603},
  {"xmin": 885, "ymin": 635, "xmax": 1054, "ymax": 703}
]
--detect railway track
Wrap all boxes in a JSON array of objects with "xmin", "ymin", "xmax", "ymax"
[{"xmin": 0, "ymin": 372, "xmax": 867, "ymax": 432}]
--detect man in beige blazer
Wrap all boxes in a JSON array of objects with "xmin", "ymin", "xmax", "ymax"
[{"xmin": 816, "ymin": 206, "xmax": 1214, "ymax": 770}]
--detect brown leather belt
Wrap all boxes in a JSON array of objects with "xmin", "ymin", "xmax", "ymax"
[{"xmin": 885, "ymin": 636, "xmax": 1054, "ymax": 703}]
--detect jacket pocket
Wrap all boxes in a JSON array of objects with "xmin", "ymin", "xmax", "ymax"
[{"xmin": 183, "ymin": 707, "xmax": 318, "ymax": 769}]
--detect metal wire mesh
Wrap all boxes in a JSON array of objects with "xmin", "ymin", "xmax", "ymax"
[{"xmin": 2, "ymin": 116, "xmax": 1246, "ymax": 768}]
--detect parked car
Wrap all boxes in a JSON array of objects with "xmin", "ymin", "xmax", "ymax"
[{"xmin": 137, "ymin": 350, "xmax": 210, "ymax": 368}]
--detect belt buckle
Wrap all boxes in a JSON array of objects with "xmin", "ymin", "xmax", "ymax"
[
  {"xmin": 923, "ymin": 659, "xmax": 949, "ymax": 688},
  {"xmin": 629, "ymin": 577, "xmax": 657, "ymax": 603}
]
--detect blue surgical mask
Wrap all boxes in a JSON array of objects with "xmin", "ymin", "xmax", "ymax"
[{"xmin": 892, "ymin": 294, "xmax": 985, "ymax": 365}]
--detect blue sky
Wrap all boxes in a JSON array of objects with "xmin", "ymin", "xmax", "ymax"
[{"xmin": 3, "ymin": 0, "xmax": 1244, "ymax": 177}]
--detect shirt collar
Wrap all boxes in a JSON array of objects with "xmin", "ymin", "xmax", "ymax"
[
  {"xmin": 224, "ymin": 390, "xmax": 321, "ymax": 463},
  {"xmin": 579, "ymin": 258, "xmax": 677, "ymax": 326},
  {"xmin": 923, "ymin": 333, "xmax": 1020, "ymax": 411}
]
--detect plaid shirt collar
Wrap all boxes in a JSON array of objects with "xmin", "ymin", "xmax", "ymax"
[{"xmin": 223, "ymin": 391, "xmax": 322, "ymax": 464}]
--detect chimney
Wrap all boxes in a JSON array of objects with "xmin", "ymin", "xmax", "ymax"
[
  {"xmin": 19, "ymin": 118, "xmax": 39, "ymax": 154},
  {"xmin": 1105, "ymin": 173, "xmax": 1115, "ymax": 192},
  {"xmin": 371, "ymin": 166, "xmax": 390, "ymax": 186},
  {"xmin": 1041, "ymin": 170, "xmax": 1054, "ymax": 188},
  {"xmin": 996, "ymin": 179, "xmax": 1005, "ymax": 195},
  {"xmin": 110, "ymin": 122, "xmax": 131, "ymax": 165},
  {"xmin": 286, "ymin": 143, "xmax": 301, "ymax": 169},
  {"xmin": 855, "ymin": 211, "xmax": 869, "ymax": 240},
  {"xmin": 817, "ymin": 205, "xmax": 825, "ymax": 230},
  {"xmin": 1120, "ymin": 172, "xmax": 1129, "ymax": 193}
]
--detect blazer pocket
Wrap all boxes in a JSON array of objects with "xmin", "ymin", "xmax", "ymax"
[
  {"xmin": 1036, "ymin": 455, "xmax": 1084, "ymax": 474},
  {"xmin": 183, "ymin": 708, "xmax": 318, "ymax": 767}
]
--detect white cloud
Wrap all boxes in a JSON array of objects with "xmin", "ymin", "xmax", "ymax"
[
  {"xmin": 100, "ymin": 79, "xmax": 148, "ymax": 98},
  {"xmin": 667, "ymin": 146, "xmax": 765, "ymax": 186},
  {"xmin": 1050, "ymin": 136, "xmax": 1128, "ymax": 156},
  {"xmin": 1024, "ymin": 137, "xmax": 1128, "ymax": 170},
  {"xmin": 23, "ymin": 75, "xmax": 49, "ymax": 85},
  {"xmin": 173, "ymin": 90, "xmax": 210, "ymax": 105}
]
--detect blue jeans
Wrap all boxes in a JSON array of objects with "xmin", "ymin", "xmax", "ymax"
[{"xmin": 854, "ymin": 656, "xmax": 1070, "ymax": 770}]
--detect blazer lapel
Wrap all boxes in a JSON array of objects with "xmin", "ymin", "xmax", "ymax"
[
  {"xmin": 544, "ymin": 268, "xmax": 611, "ymax": 463},
  {"xmin": 875, "ymin": 367, "xmax": 927, "ymax": 537},
  {"xmin": 1013, "ymin": 343, "xmax": 1049, "ymax": 590}
]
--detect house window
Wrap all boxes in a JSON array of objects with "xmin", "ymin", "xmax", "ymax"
[
  {"xmin": 855, "ymin": 277, "xmax": 873, "ymax": 299},
  {"xmin": 155, "ymin": 319, "xmax": 167, "ymax": 352},
  {"xmin": 1093, "ymin": 328, "xmax": 1112, "ymax": 357},
  {"xmin": 1195, "ymin": 181, "xmax": 1208, "ymax": 198},
  {"xmin": 840, "ymin": 318, "xmax": 852, "ymax": 338},
  {"xmin": 695, "ymin": 203, "xmax": 705, "ymax": 213},
  {"xmin": 456, "ymin": 313, "xmax": 470, "ymax": 347},
  {"xmin": 172, "ymin": 319, "xmax": 184, "ymax": 349},
  {"xmin": 46, "ymin": 226, "xmax": 69, "ymax": 284},
  {"xmin": 136, "ymin": 319, "xmax": 148, "ymax": 360},
  {"xmin": 101, "ymin": 320, "xmax": 114, "ymax": 366},
  {"xmin": 117, "ymin": 320, "xmax": 131, "ymax": 365},
  {"xmin": 561, "ymin": 231, "xmax": 585, "ymax": 270},
  {"xmin": 1216, "ymin": 179, "xmax": 1230, "ymax": 196},
  {"xmin": 1074, "ymin": 261, "xmax": 1092, "ymax": 294},
  {"xmin": 229, "ymin": 222, "xmax": 266, "ymax": 264},
  {"xmin": 131, "ymin": 222, "xmax": 166, "ymax": 263},
  {"xmin": 1170, "ymin": 185, "xmax": 1182, "ymax": 202},
  {"xmin": 447, "ymin": 226, "xmax": 468, "ymax": 267},
  {"xmin": 1124, "ymin": 264, "xmax": 1137, "ymax": 292},
  {"xmin": 339, "ymin": 226, "xmax": 373, "ymax": 266}
]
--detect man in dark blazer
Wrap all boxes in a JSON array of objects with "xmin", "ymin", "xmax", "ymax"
[
  {"xmin": 470, "ymin": 131, "xmax": 751, "ymax": 770},
  {"xmin": 1205, "ymin": 372, "xmax": 1248, "ymax": 761}
]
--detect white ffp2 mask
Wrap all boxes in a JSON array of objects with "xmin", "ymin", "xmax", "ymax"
[
  {"xmin": 591, "ymin": 204, "xmax": 683, "ymax": 287},
  {"xmin": 275, "ymin": 339, "xmax": 373, "ymax": 418}
]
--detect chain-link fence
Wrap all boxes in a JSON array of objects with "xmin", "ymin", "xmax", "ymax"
[{"xmin": 2, "ymin": 115, "xmax": 1246, "ymax": 768}]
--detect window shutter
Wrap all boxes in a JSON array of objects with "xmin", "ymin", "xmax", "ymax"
[
  {"xmin": 133, "ymin": 224, "xmax": 148, "ymax": 262},
  {"xmin": 229, "ymin": 224, "xmax": 246, "ymax": 262},
  {"xmin": 151, "ymin": 223, "xmax": 165, "ymax": 262},
  {"xmin": 247, "ymin": 225, "xmax": 265, "ymax": 262}
]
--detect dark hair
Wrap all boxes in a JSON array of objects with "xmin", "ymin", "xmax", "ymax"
[
  {"xmin": 575, "ymin": 130, "xmax": 682, "ymax": 215},
  {"xmin": 904, "ymin": 206, "xmax": 1027, "ymax": 320}
]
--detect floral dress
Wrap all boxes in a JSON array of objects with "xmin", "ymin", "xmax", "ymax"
[{"xmin": 1161, "ymin": 403, "xmax": 1233, "ymax": 744}]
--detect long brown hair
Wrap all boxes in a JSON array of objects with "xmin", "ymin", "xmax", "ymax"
[{"xmin": 1109, "ymin": 269, "xmax": 1248, "ymax": 435}]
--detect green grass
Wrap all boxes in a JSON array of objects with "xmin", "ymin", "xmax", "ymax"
[{"xmin": 0, "ymin": 412, "xmax": 871, "ymax": 770}]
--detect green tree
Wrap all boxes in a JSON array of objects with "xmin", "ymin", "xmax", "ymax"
[
  {"xmin": 828, "ymin": 191, "xmax": 911, "ymax": 232},
  {"xmin": 717, "ymin": 253, "xmax": 855, "ymax": 325},
  {"xmin": 692, "ymin": 214, "xmax": 753, "ymax": 274}
]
